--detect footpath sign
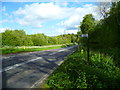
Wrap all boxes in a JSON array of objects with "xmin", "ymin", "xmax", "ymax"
[
  {"xmin": 80, "ymin": 34, "xmax": 88, "ymax": 37},
  {"xmin": 80, "ymin": 34, "xmax": 99, "ymax": 64}
]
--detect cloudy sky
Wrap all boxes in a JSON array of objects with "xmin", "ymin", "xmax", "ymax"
[{"xmin": 0, "ymin": 1, "xmax": 101, "ymax": 36}]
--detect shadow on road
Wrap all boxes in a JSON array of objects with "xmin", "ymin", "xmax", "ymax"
[{"xmin": 1, "ymin": 45, "xmax": 77, "ymax": 88}]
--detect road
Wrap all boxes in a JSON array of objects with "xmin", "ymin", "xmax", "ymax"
[{"xmin": 1, "ymin": 45, "xmax": 77, "ymax": 88}]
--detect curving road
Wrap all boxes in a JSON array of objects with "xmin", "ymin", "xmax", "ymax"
[{"xmin": 1, "ymin": 45, "xmax": 77, "ymax": 88}]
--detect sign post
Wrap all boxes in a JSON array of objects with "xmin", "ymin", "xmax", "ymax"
[
  {"xmin": 80, "ymin": 34, "xmax": 89, "ymax": 64},
  {"xmin": 80, "ymin": 34, "xmax": 99, "ymax": 64}
]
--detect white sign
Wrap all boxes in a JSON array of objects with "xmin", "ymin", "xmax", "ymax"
[{"xmin": 80, "ymin": 34, "xmax": 88, "ymax": 37}]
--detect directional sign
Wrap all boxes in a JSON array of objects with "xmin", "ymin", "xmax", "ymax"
[{"xmin": 80, "ymin": 34, "xmax": 88, "ymax": 37}]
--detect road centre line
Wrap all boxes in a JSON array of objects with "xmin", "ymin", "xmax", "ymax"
[
  {"xmin": 49, "ymin": 46, "xmax": 75, "ymax": 56},
  {"xmin": 0, "ymin": 57, "xmax": 42, "ymax": 73},
  {"xmin": 49, "ymin": 49, "xmax": 67, "ymax": 55}
]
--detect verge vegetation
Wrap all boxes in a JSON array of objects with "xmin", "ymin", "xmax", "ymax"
[
  {"xmin": 1, "ymin": 43, "xmax": 76, "ymax": 54},
  {"xmin": 42, "ymin": 1, "xmax": 120, "ymax": 89},
  {"xmin": 44, "ymin": 47, "xmax": 120, "ymax": 88}
]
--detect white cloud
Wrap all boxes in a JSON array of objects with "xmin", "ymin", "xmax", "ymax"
[
  {"xmin": 66, "ymin": 30, "xmax": 78, "ymax": 34},
  {"xmin": 0, "ymin": 28, "xmax": 6, "ymax": 33},
  {"xmin": 0, "ymin": 27, "xmax": 14, "ymax": 33},
  {"xmin": 56, "ymin": 28, "xmax": 65, "ymax": 34},
  {"xmin": 13, "ymin": 3, "xmax": 75, "ymax": 28},
  {"xmin": 58, "ymin": 4, "xmax": 99, "ymax": 31},
  {"xmin": 58, "ymin": 15, "xmax": 81, "ymax": 30},
  {"xmin": 2, "ymin": 6, "xmax": 6, "ymax": 12},
  {"xmin": 56, "ymin": 28, "xmax": 78, "ymax": 34},
  {"xmin": 0, "ymin": 20, "xmax": 8, "ymax": 23},
  {"xmin": 0, "ymin": 19, "xmax": 14, "ymax": 23},
  {"xmin": 12, "ymin": 3, "xmax": 100, "ymax": 30}
]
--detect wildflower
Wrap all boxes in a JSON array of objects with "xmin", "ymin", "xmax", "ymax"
[
  {"xmin": 81, "ymin": 49, "xmax": 84, "ymax": 54},
  {"xmin": 23, "ymin": 46, "xmax": 26, "ymax": 49}
]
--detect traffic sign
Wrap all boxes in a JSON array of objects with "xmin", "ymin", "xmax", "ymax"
[{"xmin": 80, "ymin": 34, "xmax": 88, "ymax": 37}]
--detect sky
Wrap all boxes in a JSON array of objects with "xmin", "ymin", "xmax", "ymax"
[{"xmin": 0, "ymin": 0, "xmax": 101, "ymax": 36}]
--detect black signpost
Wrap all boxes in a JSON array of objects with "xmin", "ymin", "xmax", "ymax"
[
  {"xmin": 80, "ymin": 34, "xmax": 98, "ymax": 64},
  {"xmin": 80, "ymin": 34, "xmax": 89, "ymax": 63}
]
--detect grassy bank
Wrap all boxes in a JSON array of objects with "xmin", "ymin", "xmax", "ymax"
[
  {"xmin": 43, "ymin": 47, "xmax": 120, "ymax": 89},
  {"xmin": 1, "ymin": 43, "xmax": 76, "ymax": 54}
]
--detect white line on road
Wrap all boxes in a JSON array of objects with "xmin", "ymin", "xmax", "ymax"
[
  {"xmin": 49, "ymin": 49, "xmax": 67, "ymax": 55},
  {"xmin": 30, "ymin": 56, "xmax": 66, "ymax": 88},
  {"xmin": 30, "ymin": 66, "xmax": 57, "ymax": 88},
  {"xmin": 49, "ymin": 46, "xmax": 75, "ymax": 56},
  {"xmin": 30, "ymin": 74, "xmax": 48, "ymax": 88},
  {"xmin": 0, "ymin": 57, "xmax": 43, "ymax": 73}
]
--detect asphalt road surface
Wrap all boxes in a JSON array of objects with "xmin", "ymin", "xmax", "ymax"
[{"xmin": 1, "ymin": 45, "xmax": 77, "ymax": 88}]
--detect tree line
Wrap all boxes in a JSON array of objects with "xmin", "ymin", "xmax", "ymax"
[
  {"xmin": 1, "ymin": 29, "xmax": 77, "ymax": 46},
  {"xmin": 78, "ymin": 1, "xmax": 120, "ymax": 49}
]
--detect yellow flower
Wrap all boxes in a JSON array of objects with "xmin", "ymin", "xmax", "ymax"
[
  {"xmin": 23, "ymin": 46, "xmax": 26, "ymax": 49},
  {"xmin": 81, "ymin": 49, "xmax": 84, "ymax": 54}
]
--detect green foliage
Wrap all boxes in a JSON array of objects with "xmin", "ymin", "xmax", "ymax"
[
  {"xmin": 2, "ymin": 43, "xmax": 75, "ymax": 54},
  {"xmin": 88, "ymin": 1, "xmax": 120, "ymax": 48},
  {"xmin": 2, "ymin": 30, "xmax": 24, "ymax": 46},
  {"xmin": 61, "ymin": 43, "xmax": 76, "ymax": 48},
  {"xmin": 46, "ymin": 47, "xmax": 120, "ymax": 88},
  {"xmin": 29, "ymin": 34, "xmax": 48, "ymax": 46},
  {"xmin": 80, "ymin": 14, "xmax": 95, "ymax": 34},
  {"xmin": 44, "ymin": 1, "xmax": 120, "ymax": 89},
  {"xmin": 47, "ymin": 37, "xmax": 57, "ymax": 45},
  {"xmin": 1, "ymin": 29, "xmax": 77, "ymax": 46},
  {"xmin": 2, "ymin": 45, "xmax": 63, "ymax": 54}
]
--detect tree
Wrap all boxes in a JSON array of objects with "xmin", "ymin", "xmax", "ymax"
[
  {"xmin": 97, "ymin": 2, "xmax": 111, "ymax": 20},
  {"xmin": 89, "ymin": 1, "xmax": 120, "ymax": 48},
  {"xmin": 30, "ymin": 33, "xmax": 48, "ymax": 46},
  {"xmin": 2, "ymin": 30, "xmax": 23, "ymax": 46},
  {"xmin": 48, "ymin": 37, "xmax": 57, "ymax": 45},
  {"xmin": 80, "ymin": 14, "xmax": 95, "ymax": 34}
]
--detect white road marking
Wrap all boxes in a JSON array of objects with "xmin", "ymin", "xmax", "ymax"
[
  {"xmin": 49, "ymin": 49, "xmax": 67, "ymax": 55},
  {"xmin": 58, "ymin": 61, "xmax": 64, "ymax": 66},
  {"xmin": 30, "ymin": 57, "xmax": 65, "ymax": 88},
  {"xmin": 0, "ymin": 57, "xmax": 42, "ymax": 73},
  {"xmin": 30, "ymin": 74, "xmax": 48, "ymax": 88},
  {"xmin": 30, "ymin": 66, "xmax": 57, "ymax": 88},
  {"xmin": 58, "ymin": 49, "xmax": 67, "ymax": 52}
]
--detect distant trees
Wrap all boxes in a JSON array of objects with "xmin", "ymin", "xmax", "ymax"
[
  {"xmin": 29, "ymin": 34, "xmax": 48, "ymax": 46},
  {"xmin": 1, "ymin": 30, "xmax": 77, "ymax": 46}
]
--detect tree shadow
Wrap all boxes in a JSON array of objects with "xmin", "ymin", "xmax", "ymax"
[{"xmin": 2, "ymin": 45, "xmax": 77, "ymax": 88}]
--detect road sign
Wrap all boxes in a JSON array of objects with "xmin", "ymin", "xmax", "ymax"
[{"xmin": 80, "ymin": 34, "xmax": 88, "ymax": 37}]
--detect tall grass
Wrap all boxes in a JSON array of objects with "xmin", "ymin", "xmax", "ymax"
[{"xmin": 45, "ymin": 47, "xmax": 120, "ymax": 88}]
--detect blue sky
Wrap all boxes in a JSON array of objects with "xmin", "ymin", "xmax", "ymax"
[{"xmin": 0, "ymin": 1, "xmax": 100, "ymax": 36}]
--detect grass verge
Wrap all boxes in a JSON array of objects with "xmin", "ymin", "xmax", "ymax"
[
  {"xmin": 42, "ymin": 47, "xmax": 120, "ymax": 89},
  {"xmin": 1, "ymin": 44, "xmax": 76, "ymax": 55},
  {"xmin": 1, "ymin": 46, "xmax": 62, "ymax": 54}
]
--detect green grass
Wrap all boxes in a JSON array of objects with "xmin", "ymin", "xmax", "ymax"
[
  {"xmin": 1, "ymin": 44, "xmax": 76, "ymax": 54},
  {"xmin": 1, "ymin": 46, "xmax": 61, "ymax": 54},
  {"xmin": 43, "ymin": 47, "xmax": 120, "ymax": 89}
]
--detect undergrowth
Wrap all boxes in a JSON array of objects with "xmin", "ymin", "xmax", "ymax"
[{"xmin": 46, "ymin": 47, "xmax": 120, "ymax": 89}]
